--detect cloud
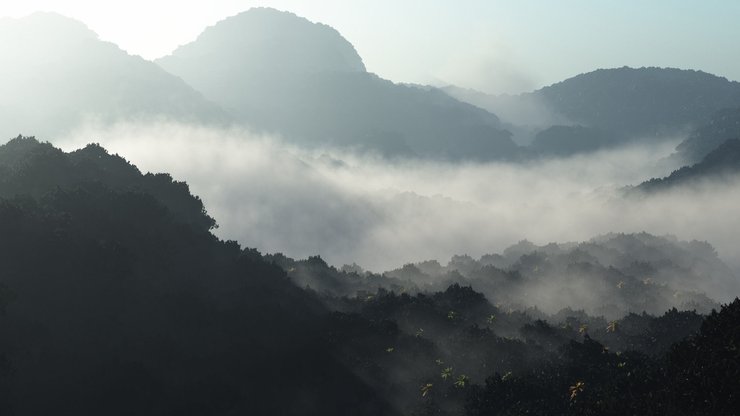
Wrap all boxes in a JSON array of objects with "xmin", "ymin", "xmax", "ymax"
[
  {"xmin": 56, "ymin": 121, "xmax": 740, "ymax": 301},
  {"xmin": 431, "ymin": 34, "xmax": 538, "ymax": 95}
]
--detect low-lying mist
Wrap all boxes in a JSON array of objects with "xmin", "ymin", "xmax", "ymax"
[{"xmin": 55, "ymin": 121, "xmax": 740, "ymax": 300}]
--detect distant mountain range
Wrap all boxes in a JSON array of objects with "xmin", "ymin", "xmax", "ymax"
[
  {"xmin": 445, "ymin": 67, "xmax": 740, "ymax": 156},
  {"xmin": 532, "ymin": 67, "xmax": 740, "ymax": 137},
  {"xmin": 2, "ymin": 9, "xmax": 740, "ymax": 162},
  {"xmin": 0, "ymin": 12, "xmax": 229, "ymax": 140},
  {"xmin": 157, "ymin": 8, "xmax": 518, "ymax": 160}
]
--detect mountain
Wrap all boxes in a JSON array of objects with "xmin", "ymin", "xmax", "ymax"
[
  {"xmin": 0, "ymin": 137, "xmax": 393, "ymax": 415},
  {"xmin": 157, "ymin": 8, "xmax": 519, "ymax": 160},
  {"xmin": 445, "ymin": 67, "xmax": 740, "ymax": 154},
  {"xmin": 533, "ymin": 67, "xmax": 740, "ymax": 136},
  {"xmin": 674, "ymin": 108, "xmax": 740, "ymax": 163},
  {"xmin": 0, "ymin": 12, "xmax": 229, "ymax": 140},
  {"xmin": 637, "ymin": 138, "xmax": 740, "ymax": 191},
  {"xmin": 530, "ymin": 125, "xmax": 618, "ymax": 156}
]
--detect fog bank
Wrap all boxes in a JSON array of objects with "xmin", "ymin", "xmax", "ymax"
[{"xmin": 56, "ymin": 122, "xmax": 740, "ymax": 288}]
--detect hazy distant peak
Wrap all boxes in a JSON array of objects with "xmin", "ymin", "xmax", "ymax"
[
  {"xmin": 0, "ymin": 11, "xmax": 231, "ymax": 139},
  {"xmin": 540, "ymin": 66, "xmax": 739, "ymax": 91},
  {"xmin": 0, "ymin": 11, "xmax": 109, "ymax": 64},
  {"xmin": 0, "ymin": 11, "xmax": 97, "ymax": 42},
  {"xmin": 161, "ymin": 7, "xmax": 366, "ymax": 73},
  {"xmin": 527, "ymin": 66, "xmax": 740, "ymax": 139}
]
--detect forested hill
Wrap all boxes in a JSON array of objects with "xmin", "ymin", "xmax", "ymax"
[
  {"xmin": 444, "ymin": 67, "xmax": 740, "ymax": 156},
  {"xmin": 674, "ymin": 108, "xmax": 740, "ymax": 163},
  {"xmin": 157, "ymin": 8, "xmax": 519, "ymax": 160},
  {"xmin": 0, "ymin": 136, "xmax": 215, "ymax": 231},
  {"xmin": 274, "ymin": 232, "xmax": 732, "ymax": 317},
  {"xmin": 636, "ymin": 138, "xmax": 740, "ymax": 192},
  {"xmin": 0, "ymin": 137, "xmax": 394, "ymax": 415},
  {"xmin": 532, "ymin": 67, "xmax": 740, "ymax": 137}
]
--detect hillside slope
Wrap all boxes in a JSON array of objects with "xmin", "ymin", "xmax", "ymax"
[
  {"xmin": 0, "ymin": 137, "xmax": 393, "ymax": 415},
  {"xmin": 0, "ymin": 13, "xmax": 229, "ymax": 140},
  {"xmin": 637, "ymin": 138, "xmax": 740, "ymax": 191}
]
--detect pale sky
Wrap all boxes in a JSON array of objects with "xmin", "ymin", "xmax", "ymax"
[{"xmin": 1, "ymin": 0, "xmax": 739, "ymax": 94}]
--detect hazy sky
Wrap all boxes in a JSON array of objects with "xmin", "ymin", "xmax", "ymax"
[{"xmin": 1, "ymin": 1, "xmax": 739, "ymax": 93}]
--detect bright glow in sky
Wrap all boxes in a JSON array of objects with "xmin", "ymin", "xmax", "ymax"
[{"xmin": 1, "ymin": 0, "xmax": 739, "ymax": 94}]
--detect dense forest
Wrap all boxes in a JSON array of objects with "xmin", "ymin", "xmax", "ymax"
[
  {"xmin": 1, "ymin": 137, "xmax": 738, "ymax": 415},
  {"xmin": 0, "ymin": 137, "xmax": 394, "ymax": 415}
]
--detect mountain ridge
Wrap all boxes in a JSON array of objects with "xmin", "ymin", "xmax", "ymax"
[
  {"xmin": 157, "ymin": 7, "xmax": 520, "ymax": 161},
  {"xmin": 636, "ymin": 138, "xmax": 740, "ymax": 192},
  {"xmin": 0, "ymin": 12, "xmax": 231, "ymax": 141},
  {"xmin": 444, "ymin": 67, "xmax": 740, "ymax": 155}
]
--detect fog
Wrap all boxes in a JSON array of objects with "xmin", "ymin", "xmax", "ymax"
[{"xmin": 56, "ymin": 121, "xmax": 740, "ymax": 283}]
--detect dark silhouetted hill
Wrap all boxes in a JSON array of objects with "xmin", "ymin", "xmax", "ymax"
[
  {"xmin": 157, "ymin": 8, "xmax": 519, "ymax": 160},
  {"xmin": 0, "ymin": 137, "xmax": 394, "ymax": 416},
  {"xmin": 674, "ymin": 108, "xmax": 740, "ymax": 163},
  {"xmin": 0, "ymin": 12, "xmax": 230, "ymax": 140},
  {"xmin": 637, "ymin": 139, "xmax": 740, "ymax": 191}
]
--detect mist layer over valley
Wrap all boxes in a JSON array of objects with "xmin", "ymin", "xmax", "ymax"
[{"xmin": 57, "ymin": 121, "xmax": 740, "ymax": 304}]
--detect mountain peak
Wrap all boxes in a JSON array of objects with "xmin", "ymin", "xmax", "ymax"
[
  {"xmin": 0, "ymin": 11, "xmax": 230, "ymax": 139},
  {"xmin": 161, "ymin": 7, "xmax": 365, "ymax": 74},
  {"xmin": 0, "ymin": 11, "xmax": 97, "ymax": 43},
  {"xmin": 532, "ymin": 66, "xmax": 740, "ymax": 137},
  {"xmin": 543, "ymin": 66, "xmax": 737, "ymax": 91}
]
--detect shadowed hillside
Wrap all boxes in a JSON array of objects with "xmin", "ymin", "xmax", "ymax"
[
  {"xmin": 1, "ymin": 137, "xmax": 738, "ymax": 415},
  {"xmin": 0, "ymin": 136, "xmax": 394, "ymax": 416},
  {"xmin": 674, "ymin": 108, "xmax": 740, "ymax": 163},
  {"xmin": 637, "ymin": 139, "xmax": 740, "ymax": 191}
]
